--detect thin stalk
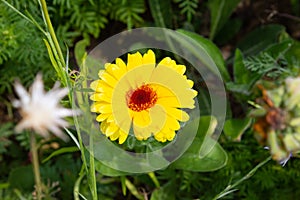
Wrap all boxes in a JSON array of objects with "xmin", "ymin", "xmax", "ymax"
[
  {"xmin": 89, "ymin": 135, "xmax": 98, "ymax": 200},
  {"xmin": 74, "ymin": 170, "xmax": 85, "ymax": 200},
  {"xmin": 30, "ymin": 133, "xmax": 42, "ymax": 200},
  {"xmin": 212, "ymin": 156, "xmax": 272, "ymax": 200},
  {"xmin": 148, "ymin": 172, "xmax": 160, "ymax": 188},
  {"xmin": 39, "ymin": 0, "xmax": 65, "ymax": 67}
]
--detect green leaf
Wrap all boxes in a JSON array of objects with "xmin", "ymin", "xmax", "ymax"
[
  {"xmin": 171, "ymin": 137, "xmax": 227, "ymax": 172},
  {"xmin": 120, "ymin": 176, "xmax": 126, "ymax": 195},
  {"xmin": 208, "ymin": 0, "xmax": 241, "ymax": 40},
  {"xmin": 237, "ymin": 24, "xmax": 286, "ymax": 56},
  {"xmin": 285, "ymin": 40, "xmax": 300, "ymax": 71},
  {"xmin": 74, "ymin": 38, "xmax": 90, "ymax": 67},
  {"xmin": 264, "ymin": 39, "xmax": 293, "ymax": 59},
  {"xmin": 233, "ymin": 49, "xmax": 260, "ymax": 85},
  {"xmin": 226, "ymin": 49, "xmax": 261, "ymax": 95},
  {"xmin": 42, "ymin": 146, "xmax": 79, "ymax": 163},
  {"xmin": 224, "ymin": 118, "xmax": 252, "ymax": 141},
  {"xmin": 170, "ymin": 116, "xmax": 228, "ymax": 172},
  {"xmin": 125, "ymin": 178, "xmax": 144, "ymax": 200},
  {"xmin": 175, "ymin": 29, "xmax": 231, "ymax": 81},
  {"xmin": 233, "ymin": 48, "xmax": 247, "ymax": 84},
  {"xmin": 150, "ymin": 181, "xmax": 176, "ymax": 200},
  {"xmin": 148, "ymin": 0, "xmax": 173, "ymax": 28}
]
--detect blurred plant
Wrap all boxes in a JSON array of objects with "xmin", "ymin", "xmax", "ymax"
[
  {"xmin": 251, "ymin": 77, "xmax": 300, "ymax": 163},
  {"xmin": 111, "ymin": 0, "xmax": 145, "ymax": 30},
  {"xmin": 12, "ymin": 74, "xmax": 77, "ymax": 200},
  {"xmin": 0, "ymin": 123, "xmax": 14, "ymax": 161},
  {"xmin": 173, "ymin": 0, "xmax": 198, "ymax": 22},
  {"xmin": 0, "ymin": 1, "xmax": 54, "ymax": 96}
]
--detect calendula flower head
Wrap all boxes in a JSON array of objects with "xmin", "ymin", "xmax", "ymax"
[
  {"xmin": 252, "ymin": 77, "xmax": 300, "ymax": 163},
  {"xmin": 90, "ymin": 50, "xmax": 198, "ymax": 144},
  {"xmin": 13, "ymin": 74, "xmax": 76, "ymax": 141}
]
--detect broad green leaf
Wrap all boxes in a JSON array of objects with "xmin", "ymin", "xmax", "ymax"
[
  {"xmin": 224, "ymin": 118, "xmax": 252, "ymax": 141},
  {"xmin": 175, "ymin": 29, "xmax": 231, "ymax": 81},
  {"xmin": 42, "ymin": 146, "xmax": 79, "ymax": 163},
  {"xmin": 171, "ymin": 137, "xmax": 227, "ymax": 172},
  {"xmin": 170, "ymin": 116, "xmax": 228, "ymax": 172},
  {"xmin": 148, "ymin": 0, "xmax": 173, "ymax": 28},
  {"xmin": 237, "ymin": 24, "xmax": 286, "ymax": 56},
  {"xmin": 208, "ymin": 0, "xmax": 241, "ymax": 40},
  {"xmin": 150, "ymin": 181, "xmax": 176, "ymax": 200}
]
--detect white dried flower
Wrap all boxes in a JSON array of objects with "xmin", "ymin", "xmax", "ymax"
[{"xmin": 13, "ymin": 74, "xmax": 77, "ymax": 141}]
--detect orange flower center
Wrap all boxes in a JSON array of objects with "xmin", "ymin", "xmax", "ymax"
[{"xmin": 127, "ymin": 84, "xmax": 157, "ymax": 112}]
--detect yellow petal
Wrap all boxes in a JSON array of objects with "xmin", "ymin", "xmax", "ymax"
[
  {"xmin": 105, "ymin": 122, "xmax": 119, "ymax": 136},
  {"xmin": 118, "ymin": 129, "xmax": 128, "ymax": 144},
  {"xmin": 166, "ymin": 129, "xmax": 176, "ymax": 141},
  {"xmin": 90, "ymin": 93, "xmax": 111, "ymax": 102},
  {"xmin": 174, "ymin": 64, "xmax": 186, "ymax": 75},
  {"xmin": 154, "ymin": 131, "xmax": 167, "ymax": 142},
  {"xmin": 132, "ymin": 110, "xmax": 151, "ymax": 127},
  {"xmin": 105, "ymin": 63, "xmax": 125, "ymax": 80},
  {"xmin": 127, "ymin": 52, "xmax": 143, "ymax": 71},
  {"xmin": 96, "ymin": 113, "xmax": 110, "ymax": 122},
  {"xmin": 142, "ymin": 50, "xmax": 155, "ymax": 65},
  {"xmin": 158, "ymin": 57, "xmax": 175, "ymax": 68},
  {"xmin": 98, "ymin": 70, "xmax": 118, "ymax": 87},
  {"xmin": 90, "ymin": 80, "xmax": 113, "ymax": 93},
  {"xmin": 107, "ymin": 114, "xmax": 115, "ymax": 122},
  {"xmin": 156, "ymin": 96, "xmax": 181, "ymax": 108},
  {"xmin": 109, "ymin": 131, "xmax": 120, "ymax": 141},
  {"xmin": 150, "ymin": 66, "xmax": 197, "ymax": 108},
  {"xmin": 115, "ymin": 58, "xmax": 127, "ymax": 73},
  {"xmin": 91, "ymin": 103, "xmax": 112, "ymax": 113},
  {"xmin": 133, "ymin": 124, "xmax": 152, "ymax": 140},
  {"xmin": 165, "ymin": 107, "xmax": 189, "ymax": 122},
  {"xmin": 100, "ymin": 121, "xmax": 108, "ymax": 135},
  {"xmin": 187, "ymin": 79, "xmax": 194, "ymax": 88},
  {"xmin": 165, "ymin": 116, "xmax": 180, "ymax": 130}
]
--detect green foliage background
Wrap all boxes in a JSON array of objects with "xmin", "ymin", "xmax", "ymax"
[{"xmin": 0, "ymin": 0, "xmax": 300, "ymax": 199}]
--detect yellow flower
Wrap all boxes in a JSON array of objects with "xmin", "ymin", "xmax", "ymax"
[{"xmin": 90, "ymin": 50, "xmax": 197, "ymax": 144}]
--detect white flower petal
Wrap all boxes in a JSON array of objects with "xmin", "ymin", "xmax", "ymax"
[{"xmin": 13, "ymin": 74, "xmax": 79, "ymax": 140}]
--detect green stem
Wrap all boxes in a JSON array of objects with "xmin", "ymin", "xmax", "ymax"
[
  {"xmin": 212, "ymin": 156, "xmax": 272, "ymax": 200},
  {"xmin": 148, "ymin": 172, "xmax": 160, "ymax": 188},
  {"xmin": 74, "ymin": 170, "xmax": 85, "ymax": 200},
  {"xmin": 30, "ymin": 133, "xmax": 42, "ymax": 200},
  {"xmin": 89, "ymin": 135, "xmax": 98, "ymax": 200},
  {"xmin": 39, "ymin": 0, "xmax": 65, "ymax": 67}
]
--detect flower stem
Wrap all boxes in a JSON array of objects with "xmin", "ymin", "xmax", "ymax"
[
  {"xmin": 30, "ymin": 132, "xmax": 42, "ymax": 200},
  {"xmin": 89, "ymin": 135, "xmax": 98, "ymax": 200},
  {"xmin": 39, "ymin": 0, "xmax": 65, "ymax": 67}
]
